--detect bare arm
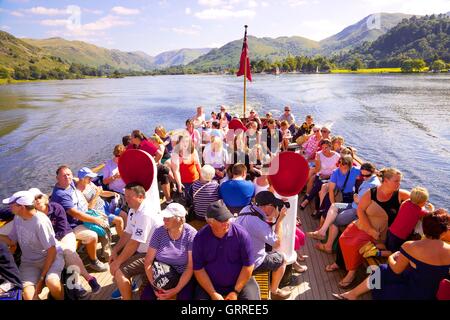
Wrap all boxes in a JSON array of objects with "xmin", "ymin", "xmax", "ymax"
[
  {"xmin": 328, "ymin": 182, "xmax": 336, "ymax": 204},
  {"xmin": 388, "ymin": 243, "xmax": 412, "ymax": 274},
  {"xmin": 356, "ymin": 191, "xmax": 378, "ymax": 239},
  {"xmin": 67, "ymin": 208, "xmax": 106, "ymax": 227},
  {"xmin": 194, "ymin": 268, "xmax": 223, "ymax": 300},
  {"xmin": 272, "ymin": 207, "xmax": 288, "ymax": 249},
  {"xmin": 34, "ymin": 245, "xmax": 57, "ymax": 298},
  {"xmin": 0, "ymin": 235, "xmax": 15, "ymax": 246},
  {"xmin": 144, "ymin": 247, "xmax": 157, "ymax": 285},
  {"xmin": 224, "ymin": 265, "xmax": 254, "ymax": 300}
]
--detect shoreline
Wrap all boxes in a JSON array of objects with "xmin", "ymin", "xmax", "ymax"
[{"xmin": 1, "ymin": 70, "xmax": 449, "ymax": 85}]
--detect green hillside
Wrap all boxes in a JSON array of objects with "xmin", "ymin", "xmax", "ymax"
[
  {"xmin": 23, "ymin": 37, "xmax": 155, "ymax": 71},
  {"xmin": 336, "ymin": 14, "xmax": 450, "ymax": 67},
  {"xmin": 153, "ymin": 48, "xmax": 212, "ymax": 68},
  {"xmin": 188, "ymin": 35, "xmax": 320, "ymax": 71},
  {"xmin": 0, "ymin": 31, "xmax": 70, "ymax": 79},
  {"xmin": 320, "ymin": 13, "xmax": 414, "ymax": 54}
]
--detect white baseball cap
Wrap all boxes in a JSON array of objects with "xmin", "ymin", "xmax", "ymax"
[
  {"xmin": 161, "ymin": 203, "xmax": 187, "ymax": 218},
  {"xmin": 28, "ymin": 188, "xmax": 45, "ymax": 198},
  {"xmin": 2, "ymin": 191, "xmax": 35, "ymax": 206}
]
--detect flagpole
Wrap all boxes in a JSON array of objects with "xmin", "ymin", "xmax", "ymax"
[{"xmin": 243, "ymin": 25, "xmax": 247, "ymax": 119}]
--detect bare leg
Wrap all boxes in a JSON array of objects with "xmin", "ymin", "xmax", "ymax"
[
  {"xmin": 46, "ymin": 276, "xmax": 64, "ymax": 300},
  {"xmin": 323, "ymin": 224, "xmax": 339, "ymax": 251},
  {"xmin": 161, "ymin": 183, "xmax": 172, "ymax": 202},
  {"xmin": 339, "ymin": 270, "xmax": 357, "ymax": 287},
  {"xmin": 270, "ymin": 263, "xmax": 287, "ymax": 293},
  {"xmin": 318, "ymin": 183, "xmax": 329, "ymax": 207},
  {"xmin": 119, "ymin": 210, "xmax": 128, "ymax": 229},
  {"xmin": 115, "ymin": 270, "xmax": 132, "ymax": 300},
  {"xmin": 23, "ymin": 286, "xmax": 35, "ymax": 300},
  {"xmin": 340, "ymin": 276, "xmax": 371, "ymax": 300},
  {"xmin": 112, "ymin": 216, "xmax": 124, "ymax": 237},
  {"xmin": 317, "ymin": 205, "xmax": 338, "ymax": 235},
  {"xmin": 305, "ymin": 169, "xmax": 315, "ymax": 194},
  {"xmin": 85, "ymin": 239, "xmax": 98, "ymax": 261}
]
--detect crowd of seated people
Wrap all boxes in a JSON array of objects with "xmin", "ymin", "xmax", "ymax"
[{"xmin": 1, "ymin": 104, "xmax": 448, "ymax": 301}]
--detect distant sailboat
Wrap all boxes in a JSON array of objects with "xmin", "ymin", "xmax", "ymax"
[
  {"xmin": 316, "ymin": 66, "xmax": 319, "ymax": 73},
  {"xmin": 274, "ymin": 66, "xmax": 280, "ymax": 76}
]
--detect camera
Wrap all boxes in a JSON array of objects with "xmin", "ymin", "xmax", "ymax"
[{"xmin": 276, "ymin": 201, "xmax": 290, "ymax": 211}]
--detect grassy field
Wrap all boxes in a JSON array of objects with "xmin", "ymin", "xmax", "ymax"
[{"xmin": 330, "ymin": 67, "xmax": 433, "ymax": 73}]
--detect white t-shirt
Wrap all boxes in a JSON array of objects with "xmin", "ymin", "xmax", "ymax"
[
  {"xmin": 318, "ymin": 151, "xmax": 340, "ymax": 176},
  {"xmin": 125, "ymin": 199, "xmax": 163, "ymax": 253},
  {"xmin": 102, "ymin": 159, "xmax": 126, "ymax": 193},
  {"xmin": 202, "ymin": 143, "xmax": 229, "ymax": 169}
]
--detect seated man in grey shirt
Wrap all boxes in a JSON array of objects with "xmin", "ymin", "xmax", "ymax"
[{"xmin": 0, "ymin": 191, "xmax": 65, "ymax": 300}]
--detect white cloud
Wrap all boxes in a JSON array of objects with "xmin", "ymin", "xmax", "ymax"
[
  {"xmin": 172, "ymin": 25, "xmax": 202, "ymax": 35},
  {"xmin": 111, "ymin": 6, "xmax": 140, "ymax": 15},
  {"xmin": 198, "ymin": 0, "xmax": 226, "ymax": 7},
  {"xmin": 301, "ymin": 19, "xmax": 347, "ymax": 40},
  {"xmin": 286, "ymin": 0, "xmax": 308, "ymax": 7},
  {"xmin": 261, "ymin": 2, "xmax": 269, "ymax": 7},
  {"xmin": 40, "ymin": 19, "xmax": 69, "ymax": 27},
  {"xmin": 83, "ymin": 15, "xmax": 133, "ymax": 31},
  {"xmin": 185, "ymin": 7, "xmax": 192, "ymax": 14},
  {"xmin": 11, "ymin": 10, "xmax": 24, "ymax": 17},
  {"xmin": 361, "ymin": 0, "xmax": 449, "ymax": 15},
  {"xmin": 1, "ymin": 25, "xmax": 11, "ymax": 31},
  {"xmin": 195, "ymin": 8, "xmax": 256, "ymax": 19},
  {"xmin": 28, "ymin": 6, "xmax": 68, "ymax": 15},
  {"xmin": 83, "ymin": 8, "xmax": 103, "ymax": 15},
  {"xmin": 248, "ymin": 0, "xmax": 258, "ymax": 8}
]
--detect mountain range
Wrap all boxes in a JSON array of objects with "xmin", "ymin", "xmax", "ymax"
[{"xmin": 1, "ymin": 11, "xmax": 448, "ymax": 76}]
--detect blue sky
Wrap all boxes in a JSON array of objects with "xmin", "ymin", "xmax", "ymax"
[{"xmin": 1, "ymin": 0, "xmax": 449, "ymax": 56}]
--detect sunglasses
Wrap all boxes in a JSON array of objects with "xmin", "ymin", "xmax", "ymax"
[
  {"xmin": 361, "ymin": 173, "xmax": 372, "ymax": 178},
  {"xmin": 35, "ymin": 194, "xmax": 44, "ymax": 200},
  {"xmin": 321, "ymin": 129, "xmax": 329, "ymax": 133}
]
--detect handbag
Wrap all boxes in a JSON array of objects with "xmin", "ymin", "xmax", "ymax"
[
  {"xmin": 151, "ymin": 261, "xmax": 181, "ymax": 290},
  {"xmin": 83, "ymin": 209, "xmax": 107, "ymax": 237},
  {"xmin": 333, "ymin": 170, "xmax": 353, "ymax": 203}
]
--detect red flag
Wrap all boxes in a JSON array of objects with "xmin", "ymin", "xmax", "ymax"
[{"xmin": 237, "ymin": 26, "xmax": 252, "ymax": 82}]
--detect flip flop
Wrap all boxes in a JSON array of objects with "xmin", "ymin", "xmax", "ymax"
[
  {"xmin": 332, "ymin": 293, "xmax": 349, "ymax": 300},
  {"xmin": 297, "ymin": 254, "xmax": 307, "ymax": 262},
  {"xmin": 338, "ymin": 277, "xmax": 356, "ymax": 289},
  {"xmin": 307, "ymin": 231, "xmax": 326, "ymax": 241},
  {"xmin": 315, "ymin": 242, "xmax": 333, "ymax": 254},
  {"xmin": 325, "ymin": 263, "xmax": 339, "ymax": 272}
]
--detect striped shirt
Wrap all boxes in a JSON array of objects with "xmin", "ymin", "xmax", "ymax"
[
  {"xmin": 149, "ymin": 224, "xmax": 197, "ymax": 274},
  {"xmin": 191, "ymin": 180, "xmax": 220, "ymax": 219}
]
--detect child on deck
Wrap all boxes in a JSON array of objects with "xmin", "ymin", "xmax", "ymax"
[
  {"xmin": 280, "ymin": 120, "xmax": 292, "ymax": 151},
  {"xmin": 386, "ymin": 186, "xmax": 434, "ymax": 252}
]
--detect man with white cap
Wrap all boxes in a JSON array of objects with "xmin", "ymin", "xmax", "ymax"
[
  {"xmin": 51, "ymin": 165, "xmax": 107, "ymax": 272},
  {"xmin": 0, "ymin": 191, "xmax": 64, "ymax": 300},
  {"xmin": 142, "ymin": 202, "xmax": 197, "ymax": 300},
  {"xmin": 29, "ymin": 188, "xmax": 101, "ymax": 296}
]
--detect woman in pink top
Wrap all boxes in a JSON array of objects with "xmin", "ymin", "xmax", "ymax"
[{"xmin": 302, "ymin": 126, "xmax": 322, "ymax": 161}]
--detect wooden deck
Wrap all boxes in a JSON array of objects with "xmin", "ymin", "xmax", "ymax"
[{"xmin": 52, "ymin": 194, "xmax": 371, "ymax": 300}]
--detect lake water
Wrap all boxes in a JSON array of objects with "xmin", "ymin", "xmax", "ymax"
[{"xmin": 0, "ymin": 74, "xmax": 449, "ymax": 208}]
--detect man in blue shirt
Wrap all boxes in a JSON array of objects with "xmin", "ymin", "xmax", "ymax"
[
  {"xmin": 51, "ymin": 165, "xmax": 108, "ymax": 272},
  {"xmin": 192, "ymin": 200, "xmax": 259, "ymax": 300},
  {"xmin": 235, "ymin": 191, "xmax": 294, "ymax": 300},
  {"xmin": 219, "ymin": 164, "xmax": 255, "ymax": 214}
]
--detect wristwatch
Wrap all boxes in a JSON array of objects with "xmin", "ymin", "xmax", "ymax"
[
  {"xmin": 232, "ymin": 288, "xmax": 241, "ymax": 295},
  {"xmin": 39, "ymin": 275, "xmax": 45, "ymax": 281}
]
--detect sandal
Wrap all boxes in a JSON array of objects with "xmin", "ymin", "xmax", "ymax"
[
  {"xmin": 332, "ymin": 293, "xmax": 349, "ymax": 300},
  {"xmin": 307, "ymin": 231, "xmax": 326, "ymax": 241},
  {"xmin": 315, "ymin": 242, "xmax": 333, "ymax": 254},
  {"xmin": 338, "ymin": 277, "xmax": 356, "ymax": 289},
  {"xmin": 297, "ymin": 254, "xmax": 307, "ymax": 262},
  {"xmin": 299, "ymin": 198, "xmax": 309, "ymax": 210},
  {"xmin": 325, "ymin": 263, "xmax": 339, "ymax": 272}
]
